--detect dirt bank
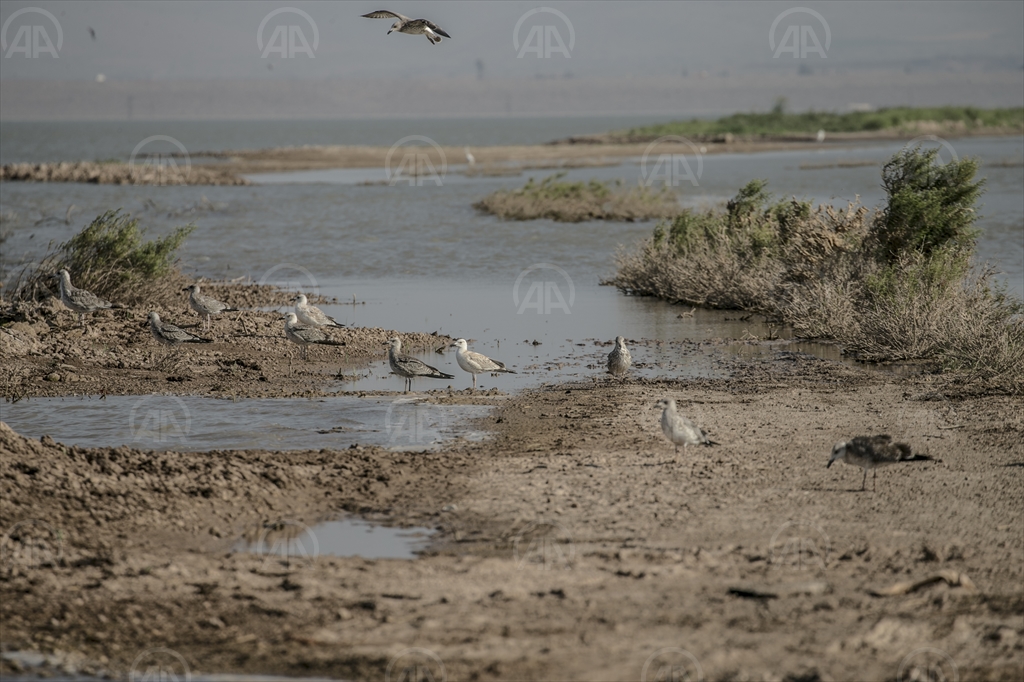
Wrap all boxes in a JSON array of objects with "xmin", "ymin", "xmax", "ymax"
[
  {"xmin": 1, "ymin": 161, "xmax": 250, "ymax": 186},
  {"xmin": 2, "ymin": 351, "xmax": 1021, "ymax": 680}
]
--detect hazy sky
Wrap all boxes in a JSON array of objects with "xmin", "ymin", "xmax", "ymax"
[{"xmin": 1, "ymin": 0, "xmax": 1022, "ymax": 82}]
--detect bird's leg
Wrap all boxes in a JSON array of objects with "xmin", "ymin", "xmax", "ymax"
[
  {"xmin": 861, "ymin": 469, "xmax": 867, "ymax": 491},
  {"xmin": 873, "ymin": 470, "xmax": 877, "ymax": 492},
  {"xmin": 472, "ymin": 374, "xmax": 477, "ymax": 390}
]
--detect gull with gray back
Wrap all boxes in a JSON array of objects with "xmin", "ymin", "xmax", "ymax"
[
  {"xmin": 283, "ymin": 312, "xmax": 343, "ymax": 360},
  {"xmin": 361, "ymin": 10, "xmax": 452, "ymax": 44},
  {"xmin": 450, "ymin": 338, "xmax": 515, "ymax": 389},
  {"xmin": 185, "ymin": 284, "xmax": 238, "ymax": 331},
  {"xmin": 655, "ymin": 398, "xmax": 718, "ymax": 454},
  {"xmin": 827, "ymin": 435, "xmax": 939, "ymax": 491},
  {"xmin": 148, "ymin": 311, "xmax": 212, "ymax": 346},
  {"xmin": 55, "ymin": 269, "xmax": 120, "ymax": 326},
  {"xmin": 388, "ymin": 337, "xmax": 454, "ymax": 393},
  {"xmin": 294, "ymin": 293, "xmax": 344, "ymax": 328}
]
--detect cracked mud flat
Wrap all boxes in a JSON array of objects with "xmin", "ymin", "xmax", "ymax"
[{"xmin": 1, "ymin": 352, "xmax": 1022, "ymax": 681}]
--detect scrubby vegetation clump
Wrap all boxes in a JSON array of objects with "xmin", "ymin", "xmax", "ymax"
[
  {"xmin": 609, "ymin": 148, "xmax": 1023, "ymax": 389},
  {"xmin": 473, "ymin": 173, "xmax": 680, "ymax": 222},
  {"xmin": 3, "ymin": 209, "xmax": 195, "ymax": 305}
]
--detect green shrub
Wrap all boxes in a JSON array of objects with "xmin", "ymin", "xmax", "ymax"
[
  {"xmin": 5, "ymin": 209, "xmax": 195, "ymax": 303},
  {"xmin": 609, "ymin": 147, "xmax": 1023, "ymax": 389}
]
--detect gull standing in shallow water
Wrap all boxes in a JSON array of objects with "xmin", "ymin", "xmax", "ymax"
[
  {"xmin": 450, "ymin": 338, "xmax": 515, "ymax": 389},
  {"xmin": 655, "ymin": 398, "xmax": 718, "ymax": 454},
  {"xmin": 148, "ymin": 312, "xmax": 212, "ymax": 346},
  {"xmin": 388, "ymin": 337, "xmax": 454, "ymax": 393},
  {"xmin": 828, "ymin": 435, "xmax": 938, "ymax": 491},
  {"xmin": 55, "ymin": 269, "xmax": 120, "ymax": 327},
  {"xmin": 293, "ymin": 293, "xmax": 344, "ymax": 328},
  {"xmin": 185, "ymin": 284, "xmax": 238, "ymax": 331},
  {"xmin": 283, "ymin": 312, "xmax": 342, "ymax": 360},
  {"xmin": 607, "ymin": 336, "xmax": 632, "ymax": 378},
  {"xmin": 361, "ymin": 10, "xmax": 452, "ymax": 44}
]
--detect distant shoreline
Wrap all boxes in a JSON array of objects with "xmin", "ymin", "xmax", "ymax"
[{"xmin": 2, "ymin": 129, "xmax": 1020, "ymax": 185}]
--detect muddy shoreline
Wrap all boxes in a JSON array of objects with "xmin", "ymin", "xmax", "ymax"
[
  {"xmin": 2, "ymin": 128, "xmax": 1018, "ymax": 184},
  {"xmin": 2, "ymin": 348, "xmax": 1021, "ymax": 680}
]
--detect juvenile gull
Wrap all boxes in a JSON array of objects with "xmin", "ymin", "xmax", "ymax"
[
  {"xmin": 388, "ymin": 337, "xmax": 454, "ymax": 393},
  {"xmin": 450, "ymin": 338, "xmax": 515, "ymax": 389},
  {"xmin": 655, "ymin": 398, "xmax": 718, "ymax": 454},
  {"xmin": 185, "ymin": 284, "xmax": 238, "ymax": 331},
  {"xmin": 148, "ymin": 311, "xmax": 212, "ymax": 346},
  {"xmin": 827, "ymin": 435, "xmax": 938, "ymax": 491},
  {"xmin": 284, "ymin": 312, "xmax": 342, "ymax": 360},
  {"xmin": 607, "ymin": 336, "xmax": 632, "ymax": 378},
  {"xmin": 293, "ymin": 293, "xmax": 344, "ymax": 328},
  {"xmin": 361, "ymin": 10, "xmax": 452, "ymax": 44},
  {"xmin": 55, "ymin": 268, "xmax": 120, "ymax": 326}
]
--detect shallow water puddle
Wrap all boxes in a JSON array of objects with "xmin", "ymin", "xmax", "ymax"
[
  {"xmin": 233, "ymin": 518, "xmax": 434, "ymax": 561},
  {"xmin": 0, "ymin": 395, "xmax": 491, "ymax": 452}
]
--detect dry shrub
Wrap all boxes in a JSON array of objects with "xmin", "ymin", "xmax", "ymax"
[{"xmin": 608, "ymin": 151, "xmax": 1024, "ymax": 391}]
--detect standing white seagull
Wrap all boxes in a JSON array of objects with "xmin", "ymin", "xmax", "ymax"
[
  {"xmin": 293, "ymin": 293, "xmax": 344, "ymax": 328},
  {"xmin": 655, "ymin": 398, "xmax": 718, "ymax": 454},
  {"xmin": 607, "ymin": 336, "xmax": 631, "ymax": 378},
  {"xmin": 388, "ymin": 337, "xmax": 454, "ymax": 393},
  {"xmin": 54, "ymin": 269, "xmax": 121, "ymax": 327},
  {"xmin": 450, "ymin": 338, "xmax": 515, "ymax": 389},
  {"xmin": 283, "ymin": 312, "xmax": 343, "ymax": 360},
  {"xmin": 827, "ymin": 435, "xmax": 938, "ymax": 491},
  {"xmin": 185, "ymin": 284, "xmax": 238, "ymax": 331},
  {"xmin": 361, "ymin": 10, "xmax": 452, "ymax": 44}
]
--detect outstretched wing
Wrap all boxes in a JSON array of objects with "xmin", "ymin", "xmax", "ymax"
[
  {"xmin": 425, "ymin": 20, "xmax": 452, "ymax": 38},
  {"xmin": 362, "ymin": 10, "xmax": 409, "ymax": 20}
]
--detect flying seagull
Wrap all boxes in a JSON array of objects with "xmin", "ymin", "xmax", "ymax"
[
  {"xmin": 283, "ymin": 312, "xmax": 343, "ymax": 360},
  {"xmin": 361, "ymin": 10, "xmax": 452, "ymax": 44},
  {"xmin": 148, "ymin": 311, "xmax": 212, "ymax": 346},
  {"xmin": 450, "ymin": 338, "xmax": 515, "ymax": 389},
  {"xmin": 293, "ymin": 293, "xmax": 344, "ymax": 328},
  {"xmin": 184, "ymin": 284, "xmax": 238, "ymax": 331},
  {"xmin": 655, "ymin": 398, "xmax": 718, "ymax": 454},
  {"xmin": 54, "ymin": 269, "xmax": 121, "ymax": 327},
  {"xmin": 388, "ymin": 337, "xmax": 454, "ymax": 393},
  {"xmin": 607, "ymin": 336, "xmax": 632, "ymax": 378},
  {"xmin": 827, "ymin": 435, "xmax": 939, "ymax": 491}
]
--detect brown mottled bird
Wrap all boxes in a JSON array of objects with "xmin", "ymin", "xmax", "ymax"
[{"xmin": 827, "ymin": 435, "xmax": 938, "ymax": 491}]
